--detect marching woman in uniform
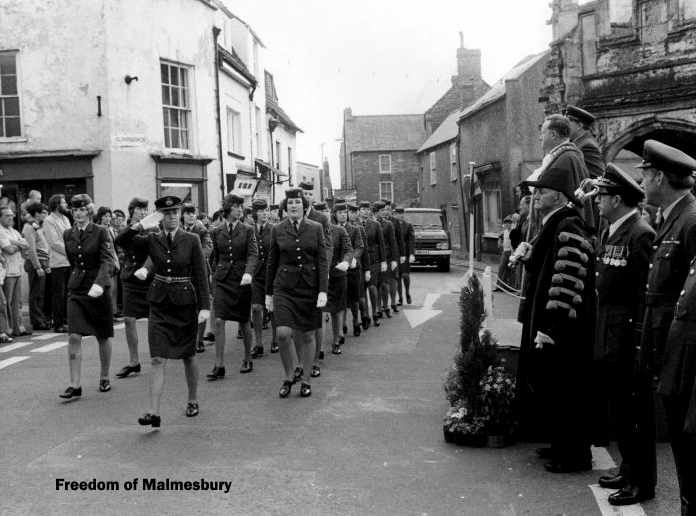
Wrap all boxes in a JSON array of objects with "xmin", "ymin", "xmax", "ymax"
[
  {"xmin": 266, "ymin": 188, "xmax": 328, "ymax": 398},
  {"xmin": 59, "ymin": 194, "xmax": 117, "ymax": 399},
  {"xmin": 115, "ymin": 196, "xmax": 210, "ymax": 426}
]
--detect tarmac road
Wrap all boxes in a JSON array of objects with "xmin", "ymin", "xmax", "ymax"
[{"xmin": 0, "ymin": 265, "xmax": 680, "ymax": 515}]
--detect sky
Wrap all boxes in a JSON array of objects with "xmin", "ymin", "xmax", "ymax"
[{"xmin": 223, "ymin": 0, "xmax": 555, "ymax": 187}]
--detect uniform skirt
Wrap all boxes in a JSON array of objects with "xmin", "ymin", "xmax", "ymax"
[
  {"xmin": 273, "ymin": 277, "xmax": 322, "ymax": 331},
  {"xmin": 346, "ymin": 268, "xmax": 362, "ymax": 304},
  {"xmin": 122, "ymin": 283, "xmax": 150, "ymax": 319},
  {"xmin": 148, "ymin": 298, "xmax": 198, "ymax": 359},
  {"xmin": 251, "ymin": 272, "xmax": 266, "ymax": 306},
  {"xmin": 399, "ymin": 260, "xmax": 411, "ymax": 274},
  {"xmin": 367, "ymin": 262, "xmax": 381, "ymax": 287},
  {"xmin": 67, "ymin": 287, "xmax": 114, "ymax": 339},
  {"xmin": 214, "ymin": 280, "xmax": 252, "ymax": 322},
  {"xmin": 323, "ymin": 275, "xmax": 347, "ymax": 314}
]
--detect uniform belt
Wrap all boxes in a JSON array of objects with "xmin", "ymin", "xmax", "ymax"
[
  {"xmin": 154, "ymin": 274, "xmax": 191, "ymax": 284},
  {"xmin": 645, "ymin": 293, "xmax": 679, "ymax": 306}
]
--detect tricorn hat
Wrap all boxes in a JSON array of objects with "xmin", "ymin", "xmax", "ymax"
[{"xmin": 523, "ymin": 168, "xmax": 583, "ymax": 208}]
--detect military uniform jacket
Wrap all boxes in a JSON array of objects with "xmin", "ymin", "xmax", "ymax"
[
  {"xmin": 252, "ymin": 222, "xmax": 272, "ymax": 279},
  {"xmin": 640, "ymin": 193, "xmax": 696, "ymax": 371},
  {"xmin": 115, "ymin": 228, "xmax": 210, "ymax": 309},
  {"xmin": 342, "ymin": 222, "xmax": 365, "ymax": 270},
  {"xmin": 594, "ymin": 213, "xmax": 655, "ymax": 362},
  {"xmin": 400, "ymin": 220, "xmax": 415, "ymax": 256},
  {"xmin": 354, "ymin": 223, "xmax": 370, "ymax": 271},
  {"xmin": 573, "ymin": 130, "xmax": 605, "ymax": 179},
  {"xmin": 307, "ymin": 207, "xmax": 333, "ymax": 267},
  {"xmin": 210, "ymin": 222, "xmax": 258, "ymax": 282},
  {"xmin": 379, "ymin": 218, "xmax": 398, "ymax": 262},
  {"xmin": 64, "ymin": 222, "xmax": 117, "ymax": 292},
  {"xmin": 361, "ymin": 219, "xmax": 385, "ymax": 264},
  {"xmin": 184, "ymin": 221, "xmax": 213, "ymax": 259},
  {"xmin": 328, "ymin": 223, "xmax": 354, "ymax": 278},
  {"xmin": 388, "ymin": 215, "xmax": 405, "ymax": 258},
  {"xmin": 266, "ymin": 217, "xmax": 329, "ymax": 295},
  {"xmin": 118, "ymin": 225, "xmax": 159, "ymax": 286}
]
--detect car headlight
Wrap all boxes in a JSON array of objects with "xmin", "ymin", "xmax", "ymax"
[{"xmin": 436, "ymin": 242, "xmax": 449, "ymax": 250}]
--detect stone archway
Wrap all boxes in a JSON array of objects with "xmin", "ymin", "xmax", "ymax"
[{"xmin": 604, "ymin": 116, "xmax": 696, "ymax": 162}]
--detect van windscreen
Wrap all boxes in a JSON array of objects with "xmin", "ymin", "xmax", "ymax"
[{"xmin": 405, "ymin": 212, "xmax": 442, "ymax": 227}]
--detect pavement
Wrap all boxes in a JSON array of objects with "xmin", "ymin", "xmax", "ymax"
[{"xmin": 0, "ymin": 265, "xmax": 681, "ymax": 516}]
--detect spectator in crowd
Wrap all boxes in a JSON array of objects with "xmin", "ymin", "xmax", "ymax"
[
  {"xmin": 42, "ymin": 194, "xmax": 72, "ymax": 333},
  {"xmin": 22, "ymin": 202, "xmax": 51, "ymax": 331},
  {"xmin": 495, "ymin": 216, "xmax": 514, "ymax": 291},
  {"xmin": 0, "ymin": 206, "xmax": 30, "ymax": 337},
  {"xmin": 0, "ymin": 258, "xmax": 12, "ymax": 343},
  {"xmin": 20, "ymin": 190, "xmax": 42, "ymax": 224}
]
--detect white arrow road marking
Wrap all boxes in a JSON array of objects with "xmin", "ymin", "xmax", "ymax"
[
  {"xmin": 590, "ymin": 484, "xmax": 647, "ymax": 516},
  {"xmin": 403, "ymin": 292, "xmax": 444, "ymax": 328},
  {"xmin": 591, "ymin": 446, "xmax": 616, "ymax": 471},
  {"xmin": 0, "ymin": 356, "xmax": 30, "ymax": 370},
  {"xmin": 422, "ymin": 293, "xmax": 441, "ymax": 309},
  {"xmin": 0, "ymin": 341, "xmax": 35, "ymax": 353},
  {"xmin": 32, "ymin": 341, "xmax": 68, "ymax": 353},
  {"xmin": 31, "ymin": 333, "xmax": 61, "ymax": 340}
]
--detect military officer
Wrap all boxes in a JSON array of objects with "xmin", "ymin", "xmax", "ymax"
[
  {"xmin": 207, "ymin": 194, "xmax": 258, "ymax": 379},
  {"xmin": 382, "ymin": 199, "xmax": 405, "ymax": 313},
  {"xmin": 358, "ymin": 201, "xmax": 387, "ymax": 327},
  {"xmin": 181, "ymin": 203, "xmax": 213, "ymax": 353},
  {"xmin": 250, "ymin": 199, "xmax": 275, "ymax": 356},
  {"xmin": 393, "ymin": 207, "xmax": 415, "ymax": 304},
  {"xmin": 591, "ymin": 164, "xmax": 656, "ymax": 505},
  {"xmin": 115, "ymin": 196, "xmax": 210, "ymax": 425},
  {"xmin": 341, "ymin": 203, "xmax": 366, "ymax": 337},
  {"xmin": 374, "ymin": 201, "xmax": 398, "ymax": 318},
  {"xmin": 637, "ymin": 140, "xmax": 696, "ymax": 512},
  {"xmin": 564, "ymin": 105, "xmax": 605, "ymax": 179}
]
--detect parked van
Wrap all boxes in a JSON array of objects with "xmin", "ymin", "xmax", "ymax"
[{"xmin": 403, "ymin": 208, "xmax": 451, "ymax": 272}]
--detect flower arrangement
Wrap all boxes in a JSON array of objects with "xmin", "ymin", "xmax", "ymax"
[{"xmin": 478, "ymin": 365, "xmax": 516, "ymax": 435}]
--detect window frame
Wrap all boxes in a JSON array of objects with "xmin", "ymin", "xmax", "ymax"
[
  {"xmin": 379, "ymin": 181, "xmax": 394, "ymax": 201},
  {"xmin": 161, "ymin": 60, "xmax": 193, "ymax": 152},
  {"xmin": 226, "ymin": 107, "xmax": 243, "ymax": 157},
  {"xmin": 482, "ymin": 188, "xmax": 502, "ymax": 237},
  {"xmin": 379, "ymin": 154, "xmax": 392, "ymax": 174},
  {"xmin": 429, "ymin": 152, "xmax": 437, "ymax": 186},
  {"xmin": 0, "ymin": 50, "xmax": 23, "ymax": 140}
]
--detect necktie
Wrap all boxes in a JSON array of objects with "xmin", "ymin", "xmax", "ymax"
[
  {"xmin": 79, "ymin": 228, "xmax": 84, "ymax": 237},
  {"xmin": 600, "ymin": 228, "xmax": 609, "ymax": 246},
  {"xmin": 167, "ymin": 232, "xmax": 173, "ymax": 247},
  {"xmin": 293, "ymin": 221, "xmax": 299, "ymax": 234},
  {"xmin": 186, "ymin": 226, "xmax": 191, "ymax": 232}
]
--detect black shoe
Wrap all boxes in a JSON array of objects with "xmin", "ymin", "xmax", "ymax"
[
  {"xmin": 332, "ymin": 344, "xmax": 342, "ymax": 355},
  {"xmin": 377, "ymin": 311, "xmax": 383, "ymax": 319},
  {"xmin": 251, "ymin": 346, "xmax": 264, "ymax": 358},
  {"xmin": 270, "ymin": 342, "xmax": 279, "ymax": 353},
  {"xmin": 342, "ymin": 325, "xmax": 348, "ymax": 334},
  {"xmin": 196, "ymin": 341, "xmax": 205, "ymax": 353},
  {"xmin": 362, "ymin": 317, "xmax": 370, "ymax": 331},
  {"xmin": 385, "ymin": 309, "xmax": 392, "ymax": 318},
  {"xmin": 373, "ymin": 316, "xmax": 380, "ymax": 327},
  {"xmin": 279, "ymin": 380, "xmax": 293, "ymax": 398},
  {"xmin": 54, "ymin": 325, "xmax": 69, "ymax": 333},
  {"xmin": 138, "ymin": 413, "xmax": 161, "ymax": 427},
  {"xmin": 391, "ymin": 305, "xmax": 399, "ymax": 314},
  {"xmin": 99, "ymin": 379, "xmax": 111, "ymax": 392},
  {"xmin": 608, "ymin": 485, "xmax": 655, "ymax": 506},
  {"xmin": 406, "ymin": 294, "xmax": 412, "ymax": 304},
  {"xmin": 535, "ymin": 447, "xmax": 555, "ymax": 460},
  {"xmin": 311, "ymin": 365, "xmax": 321, "ymax": 378},
  {"xmin": 397, "ymin": 300, "xmax": 403, "ymax": 306},
  {"xmin": 203, "ymin": 332, "xmax": 215, "ymax": 342},
  {"xmin": 353, "ymin": 325, "xmax": 361, "ymax": 337},
  {"xmin": 338, "ymin": 335, "xmax": 345, "ymax": 345},
  {"xmin": 115, "ymin": 363, "xmax": 141, "ymax": 378},
  {"xmin": 206, "ymin": 366, "xmax": 225, "ymax": 380},
  {"xmin": 599, "ymin": 473, "xmax": 629, "ymax": 489},
  {"xmin": 59, "ymin": 386, "xmax": 82, "ymax": 399},
  {"xmin": 186, "ymin": 402, "xmax": 199, "ymax": 417},
  {"xmin": 237, "ymin": 329, "xmax": 243, "ymax": 339},
  {"xmin": 300, "ymin": 383, "xmax": 312, "ymax": 397},
  {"xmin": 293, "ymin": 367, "xmax": 304, "ymax": 384},
  {"xmin": 544, "ymin": 460, "xmax": 592, "ymax": 473},
  {"xmin": 240, "ymin": 361, "xmax": 253, "ymax": 373},
  {"xmin": 319, "ymin": 351, "xmax": 325, "ymax": 360}
]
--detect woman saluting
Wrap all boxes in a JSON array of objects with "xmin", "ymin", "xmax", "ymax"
[
  {"xmin": 115, "ymin": 196, "xmax": 210, "ymax": 426},
  {"xmin": 265, "ymin": 188, "xmax": 328, "ymax": 398}
]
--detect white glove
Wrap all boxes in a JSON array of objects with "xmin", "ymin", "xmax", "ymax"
[
  {"xmin": 335, "ymin": 261, "xmax": 350, "ymax": 272},
  {"xmin": 87, "ymin": 284, "xmax": 104, "ymax": 298},
  {"xmin": 350, "ymin": 258, "xmax": 357, "ymax": 269},
  {"xmin": 534, "ymin": 331, "xmax": 555, "ymax": 349},
  {"xmin": 265, "ymin": 295, "xmax": 274, "ymax": 312},
  {"xmin": 198, "ymin": 309, "xmax": 210, "ymax": 324},
  {"xmin": 391, "ymin": 261, "xmax": 397, "ymax": 271},
  {"xmin": 134, "ymin": 267, "xmax": 148, "ymax": 280},
  {"xmin": 139, "ymin": 211, "xmax": 164, "ymax": 230},
  {"xmin": 399, "ymin": 256, "xmax": 406, "ymax": 264},
  {"xmin": 409, "ymin": 254, "xmax": 415, "ymax": 264},
  {"xmin": 240, "ymin": 273, "xmax": 252, "ymax": 286},
  {"xmin": 365, "ymin": 271, "xmax": 371, "ymax": 282},
  {"xmin": 316, "ymin": 292, "xmax": 327, "ymax": 308},
  {"xmin": 380, "ymin": 261, "xmax": 387, "ymax": 273},
  {"xmin": 512, "ymin": 242, "xmax": 533, "ymax": 264}
]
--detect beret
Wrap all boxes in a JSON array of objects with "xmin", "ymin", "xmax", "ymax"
[
  {"xmin": 70, "ymin": 194, "xmax": 93, "ymax": 208},
  {"xmin": 251, "ymin": 199, "xmax": 268, "ymax": 211},
  {"xmin": 372, "ymin": 201, "xmax": 386, "ymax": 212},
  {"xmin": 298, "ymin": 181, "xmax": 315, "ymax": 191},
  {"xmin": 313, "ymin": 201, "xmax": 327, "ymax": 211},
  {"xmin": 333, "ymin": 203, "xmax": 348, "ymax": 212},
  {"xmin": 285, "ymin": 188, "xmax": 304, "ymax": 200},
  {"xmin": 180, "ymin": 203, "xmax": 196, "ymax": 214},
  {"xmin": 359, "ymin": 201, "xmax": 371, "ymax": 209},
  {"xmin": 223, "ymin": 194, "xmax": 245, "ymax": 206},
  {"xmin": 347, "ymin": 203, "xmax": 359, "ymax": 212}
]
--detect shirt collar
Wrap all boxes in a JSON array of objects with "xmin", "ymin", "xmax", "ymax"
[
  {"xmin": 661, "ymin": 194, "xmax": 689, "ymax": 222},
  {"xmin": 608, "ymin": 209, "xmax": 637, "ymax": 238},
  {"xmin": 541, "ymin": 206, "xmax": 565, "ymax": 226}
]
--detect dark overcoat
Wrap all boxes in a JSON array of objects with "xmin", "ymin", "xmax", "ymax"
[{"xmin": 573, "ymin": 130, "xmax": 605, "ymax": 179}]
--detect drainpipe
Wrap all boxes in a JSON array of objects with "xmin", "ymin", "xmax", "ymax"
[
  {"xmin": 268, "ymin": 117, "xmax": 279, "ymax": 203},
  {"xmin": 213, "ymin": 27, "xmax": 225, "ymax": 205}
]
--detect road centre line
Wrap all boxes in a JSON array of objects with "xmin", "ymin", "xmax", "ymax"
[
  {"xmin": 0, "ymin": 356, "xmax": 30, "ymax": 370},
  {"xmin": 0, "ymin": 341, "xmax": 35, "ymax": 353}
]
